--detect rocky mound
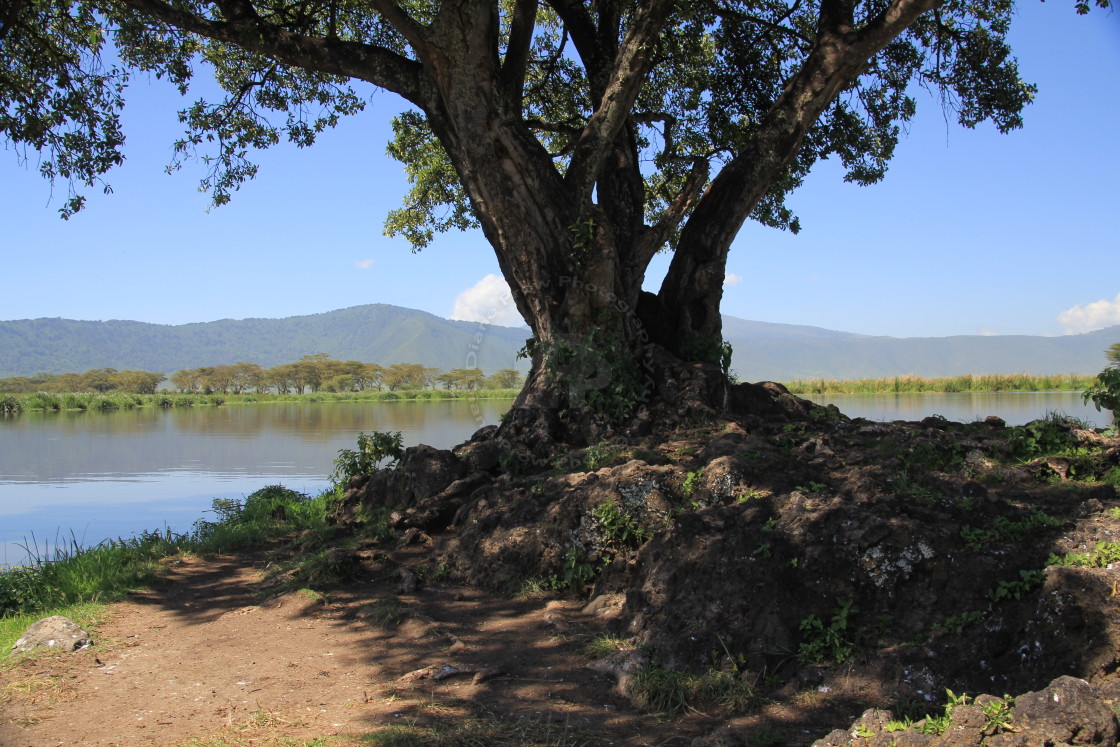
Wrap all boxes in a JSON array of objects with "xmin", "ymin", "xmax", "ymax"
[{"xmin": 331, "ymin": 381, "xmax": 1120, "ymax": 742}]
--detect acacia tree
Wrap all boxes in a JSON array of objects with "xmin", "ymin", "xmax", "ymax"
[{"xmin": 2, "ymin": 0, "xmax": 1101, "ymax": 431}]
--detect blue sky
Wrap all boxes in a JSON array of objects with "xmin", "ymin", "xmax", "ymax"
[{"xmin": 1, "ymin": 2, "xmax": 1117, "ymax": 339}]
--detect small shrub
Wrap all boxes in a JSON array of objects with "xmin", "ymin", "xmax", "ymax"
[
  {"xmin": 1004, "ymin": 414, "xmax": 1085, "ymax": 460},
  {"xmin": 1084, "ymin": 365, "xmax": 1120, "ymax": 421},
  {"xmin": 333, "ymin": 431, "xmax": 404, "ymax": 484},
  {"xmin": 797, "ymin": 598, "xmax": 857, "ymax": 664},
  {"xmin": 989, "ymin": 569, "xmax": 1044, "ymax": 602},
  {"xmin": 583, "ymin": 442, "xmax": 614, "ymax": 470},
  {"xmin": 25, "ymin": 392, "xmax": 61, "ymax": 412},
  {"xmin": 592, "ymin": 501, "xmax": 651, "ymax": 549},
  {"xmin": 0, "ymin": 395, "xmax": 21, "ymax": 416},
  {"xmin": 552, "ymin": 547, "xmax": 597, "ymax": 591},
  {"xmin": 681, "ymin": 468, "xmax": 704, "ymax": 497}
]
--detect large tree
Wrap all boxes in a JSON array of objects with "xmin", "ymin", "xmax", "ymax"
[{"xmin": 1, "ymin": 0, "xmax": 1099, "ymax": 435}]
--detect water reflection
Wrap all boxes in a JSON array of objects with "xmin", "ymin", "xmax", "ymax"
[
  {"xmin": 806, "ymin": 390, "xmax": 1111, "ymax": 428},
  {"xmin": 0, "ymin": 400, "xmax": 511, "ymax": 564}
]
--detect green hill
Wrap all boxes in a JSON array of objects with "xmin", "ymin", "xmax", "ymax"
[
  {"xmin": 0, "ymin": 305, "xmax": 530, "ymax": 377},
  {"xmin": 723, "ymin": 322, "xmax": 1119, "ymax": 380},
  {"xmin": 0, "ymin": 305, "xmax": 1115, "ymax": 380}
]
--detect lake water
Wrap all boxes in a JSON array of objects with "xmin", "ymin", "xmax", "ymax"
[
  {"xmin": 0, "ymin": 400, "xmax": 512, "ymax": 565},
  {"xmin": 806, "ymin": 390, "xmax": 1111, "ymax": 428},
  {"xmin": 0, "ymin": 392, "xmax": 1111, "ymax": 565}
]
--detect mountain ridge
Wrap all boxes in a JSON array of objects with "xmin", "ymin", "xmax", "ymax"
[{"xmin": 1, "ymin": 305, "xmax": 1116, "ymax": 380}]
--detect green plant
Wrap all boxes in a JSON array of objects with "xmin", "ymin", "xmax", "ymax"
[
  {"xmin": 1005, "ymin": 413, "xmax": 1085, "ymax": 459},
  {"xmin": 582, "ymin": 442, "xmax": 616, "ymax": 471},
  {"xmin": 980, "ymin": 696, "xmax": 1014, "ymax": 734},
  {"xmin": 550, "ymin": 547, "xmax": 597, "ymax": 592},
  {"xmin": 592, "ymin": 501, "xmax": 651, "ymax": 549},
  {"xmin": 961, "ymin": 509, "xmax": 1062, "ymax": 551},
  {"xmin": 943, "ymin": 609, "xmax": 986, "ymax": 633},
  {"xmin": 989, "ymin": 569, "xmax": 1044, "ymax": 602},
  {"xmin": 884, "ymin": 718, "xmax": 914, "ymax": 732},
  {"xmin": 681, "ymin": 468, "xmax": 704, "ymax": 497},
  {"xmin": 1048, "ymin": 540, "xmax": 1120, "ymax": 568},
  {"xmin": 1084, "ymin": 366, "xmax": 1120, "ymax": 424},
  {"xmin": 332, "ymin": 430, "xmax": 404, "ymax": 484},
  {"xmin": 797, "ymin": 599, "xmax": 857, "ymax": 665},
  {"xmin": 0, "ymin": 395, "xmax": 22, "ymax": 416},
  {"xmin": 736, "ymin": 489, "xmax": 766, "ymax": 503},
  {"xmin": 914, "ymin": 689, "xmax": 970, "ymax": 735}
]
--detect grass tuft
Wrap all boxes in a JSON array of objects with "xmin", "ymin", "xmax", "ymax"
[
  {"xmin": 0, "ymin": 485, "xmax": 337, "ymax": 626},
  {"xmin": 631, "ymin": 664, "xmax": 760, "ymax": 716}
]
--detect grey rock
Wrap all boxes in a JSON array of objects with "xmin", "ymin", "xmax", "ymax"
[
  {"xmin": 1010, "ymin": 675, "xmax": 1118, "ymax": 746},
  {"xmin": 12, "ymin": 615, "xmax": 92, "ymax": 654}
]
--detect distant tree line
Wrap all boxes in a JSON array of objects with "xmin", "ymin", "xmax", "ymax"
[
  {"xmin": 0, "ymin": 368, "xmax": 166, "ymax": 394},
  {"xmin": 0, "ymin": 354, "xmax": 523, "ymax": 395}
]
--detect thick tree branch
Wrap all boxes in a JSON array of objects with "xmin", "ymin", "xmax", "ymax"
[
  {"xmin": 501, "ymin": 0, "xmax": 538, "ymax": 109},
  {"xmin": 366, "ymin": 0, "xmax": 429, "ymax": 54},
  {"xmin": 659, "ymin": 0, "xmax": 944, "ymax": 343},
  {"xmin": 562, "ymin": 0, "xmax": 675, "ymax": 208},
  {"xmin": 635, "ymin": 158, "xmax": 709, "ymax": 271},
  {"xmin": 543, "ymin": 0, "xmax": 598, "ymax": 63},
  {"xmin": 113, "ymin": 0, "xmax": 424, "ymax": 104}
]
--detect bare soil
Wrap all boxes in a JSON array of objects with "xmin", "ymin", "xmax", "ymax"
[{"xmin": 2, "ymin": 548, "xmax": 803, "ymax": 746}]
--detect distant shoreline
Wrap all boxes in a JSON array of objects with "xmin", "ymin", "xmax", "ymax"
[
  {"xmin": 0, "ymin": 388, "xmax": 521, "ymax": 415},
  {"xmin": 783, "ymin": 373, "xmax": 1094, "ymax": 395}
]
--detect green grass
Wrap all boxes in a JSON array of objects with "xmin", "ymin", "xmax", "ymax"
[
  {"xmin": 784, "ymin": 373, "xmax": 1095, "ymax": 395},
  {"xmin": 631, "ymin": 664, "xmax": 760, "ymax": 715},
  {"xmin": 0, "ymin": 485, "xmax": 336, "ymax": 624},
  {"xmin": 359, "ymin": 706, "xmax": 597, "ymax": 746}
]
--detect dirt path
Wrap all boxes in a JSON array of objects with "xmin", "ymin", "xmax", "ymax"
[{"xmin": 0, "ymin": 553, "xmax": 719, "ymax": 746}]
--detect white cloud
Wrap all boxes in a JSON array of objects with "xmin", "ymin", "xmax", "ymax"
[
  {"xmin": 724, "ymin": 273, "xmax": 743, "ymax": 287},
  {"xmin": 355, "ymin": 259, "xmax": 375, "ymax": 269},
  {"xmin": 451, "ymin": 274, "xmax": 525, "ymax": 327},
  {"xmin": 1057, "ymin": 293, "xmax": 1120, "ymax": 334}
]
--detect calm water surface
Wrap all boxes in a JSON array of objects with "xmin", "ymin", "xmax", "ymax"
[
  {"xmin": 0, "ymin": 400, "xmax": 511, "ymax": 564},
  {"xmin": 807, "ymin": 390, "xmax": 1111, "ymax": 428},
  {"xmin": 0, "ymin": 392, "xmax": 1112, "ymax": 564}
]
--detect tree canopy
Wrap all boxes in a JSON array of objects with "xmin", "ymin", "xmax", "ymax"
[{"xmin": 2, "ymin": 0, "xmax": 1107, "ymax": 425}]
